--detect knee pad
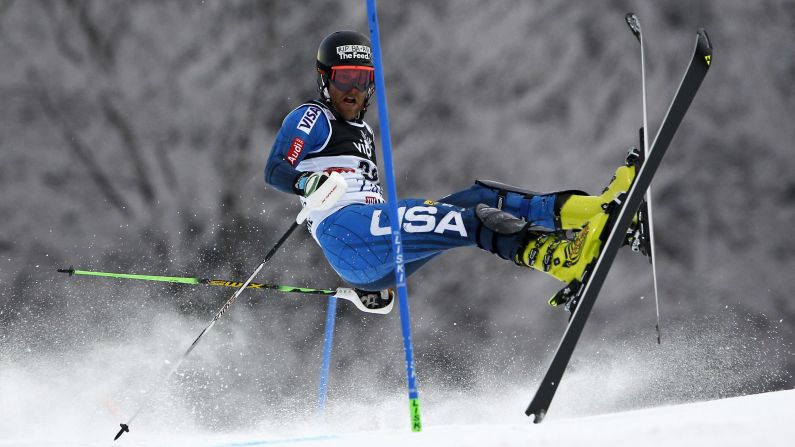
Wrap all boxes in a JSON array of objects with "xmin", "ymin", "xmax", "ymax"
[{"xmin": 473, "ymin": 203, "xmax": 554, "ymax": 261}]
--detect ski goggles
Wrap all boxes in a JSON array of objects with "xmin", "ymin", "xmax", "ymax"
[{"xmin": 329, "ymin": 66, "xmax": 375, "ymax": 92}]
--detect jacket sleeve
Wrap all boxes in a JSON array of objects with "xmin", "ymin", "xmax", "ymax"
[{"xmin": 264, "ymin": 104, "xmax": 330, "ymax": 194}]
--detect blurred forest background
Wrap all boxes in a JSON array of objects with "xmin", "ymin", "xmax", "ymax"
[{"xmin": 1, "ymin": 0, "xmax": 793, "ymax": 436}]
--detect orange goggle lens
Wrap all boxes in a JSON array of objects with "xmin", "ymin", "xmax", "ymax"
[{"xmin": 330, "ymin": 66, "xmax": 374, "ymax": 92}]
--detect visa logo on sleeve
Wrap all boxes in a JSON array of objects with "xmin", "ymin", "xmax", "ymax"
[{"xmin": 297, "ymin": 106, "xmax": 321, "ymax": 134}]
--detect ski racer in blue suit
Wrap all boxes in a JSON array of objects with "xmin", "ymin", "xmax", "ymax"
[{"xmin": 265, "ymin": 31, "xmax": 637, "ymax": 312}]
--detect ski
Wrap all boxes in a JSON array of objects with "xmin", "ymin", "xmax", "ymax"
[
  {"xmin": 57, "ymin": 267, "xmax": 393, "ymax": 314},
  {"xmin": 525, "ymin": 27, "xmax": 712, "ymax": 423}
]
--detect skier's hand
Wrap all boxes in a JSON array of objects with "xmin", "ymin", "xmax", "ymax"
[
  {"xmin": 295, "ymin": 171, "xmax": 347, "ymax": 224},
  {"xmin": 294, "ymin": 171, "xmax": 329, "ymax": 197}
]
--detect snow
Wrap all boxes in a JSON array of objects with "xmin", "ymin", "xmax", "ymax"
[
  {"xmin": 1, "ymin": 302, "xmax": 790, "ymax": 447},
  {"xmin": 1, "ymin": 389, "xmax": 792, "ymax": 446}
]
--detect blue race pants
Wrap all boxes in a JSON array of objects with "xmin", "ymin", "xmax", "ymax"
[{"xmin": 314, "ymin": 183, "xmax": 558, "ymax": 290}]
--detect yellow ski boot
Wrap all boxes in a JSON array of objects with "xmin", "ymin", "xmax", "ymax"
[
  {"xmin": 516, "ymin": 148, "xmax": 640, "ymax": 312},
  {"xmin": 558, "ymin": 161, "xmax": 636, "ymax": 230},
  {"xmin": 514, "ymin": 210, "xmax": 611, "ymax": 286}
]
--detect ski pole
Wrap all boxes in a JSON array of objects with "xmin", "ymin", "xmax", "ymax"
[
  {"xmin": 626, "ymin": 12, "xmax": 663, "ymax": 344},
  {"xmin": 113, "ymin": 219, "xmax": 301, "ymax": 441},
  {"xmin": 57, "ymin": 267, "xmax": 336, "ymax": 295},
  {"xmin": 56, "ymin": 266, "xmax": 386, "ymax": 314},
  {"xmin": 61, "ymin": 267, "xmax": 342, "ymax": 418},
  {"xmin": 112, "ymin": 172, "xmax": 348, "ymax": 441}
]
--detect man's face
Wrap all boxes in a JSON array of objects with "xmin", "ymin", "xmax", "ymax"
[
  {"xmin": 329, "ymin": 83, "xmax": 367, "ymax": 121},
  {"xmin": 324, "ymin": 67, "xmax": 373, "ymax": 121},
  {"xmin": 328, "ymin": 80, "xmax": 368, "ymax": 121}
]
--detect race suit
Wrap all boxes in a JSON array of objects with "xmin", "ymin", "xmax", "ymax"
[{"xmin": 265, "ymin": 100, "xmax": 558, "ymax": 290}]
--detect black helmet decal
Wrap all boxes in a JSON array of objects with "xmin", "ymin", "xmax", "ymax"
[{"xmin": 317, "ymin": 30, "xmax": 373, "ymax": 72}]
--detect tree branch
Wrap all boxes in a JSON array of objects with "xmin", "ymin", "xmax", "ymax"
[
  {"xmin": 33, "ymin": 71, "xmax": 131, "ymax": 216},
  {"xmin": 100, "ymin": 95, "xmax": 156, "ymax": 204}
]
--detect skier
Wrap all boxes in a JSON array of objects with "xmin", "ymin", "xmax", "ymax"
[{"xmin": 265, "ymin": 30, "xmax": 637, "ymax": 313}]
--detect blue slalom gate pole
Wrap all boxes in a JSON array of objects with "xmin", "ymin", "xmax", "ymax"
[
  {"xmin": 317, "ymin": 296, "xmax": 338, "ymax": 415},
  {"xmin": 366, "ymin": 0, "xmax": 422, "ymax": 432}
]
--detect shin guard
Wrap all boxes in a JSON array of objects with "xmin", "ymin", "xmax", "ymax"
[{"xmin": 475, "ymin": 180, "xmax": 587, "ymax": 232}]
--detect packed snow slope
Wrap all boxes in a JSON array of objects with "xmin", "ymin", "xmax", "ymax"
[
  {"xmin": 242, "ymin": 390, "xmax": 795, "ymax": 447},
  {"xmin": 1, "ymin": 389, "xmax": 792, "ymax": 447}
]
